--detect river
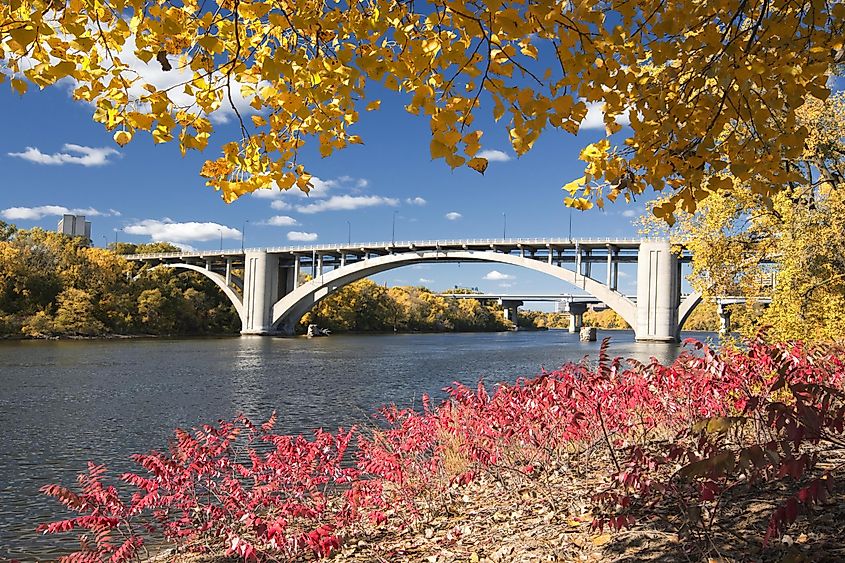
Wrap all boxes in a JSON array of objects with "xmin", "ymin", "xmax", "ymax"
[{"xmin": 0, "ymin": 329, "xmax": 714, "ymax": 560}]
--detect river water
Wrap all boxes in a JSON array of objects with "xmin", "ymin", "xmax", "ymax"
[{"xmin": 0, "ymin": 329, "xmax": 713, "ymax": 560}]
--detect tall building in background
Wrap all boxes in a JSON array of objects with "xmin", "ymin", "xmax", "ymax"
[{"xmin": 57, "ymin": 214, "xmax": 92, "ymax": 243}]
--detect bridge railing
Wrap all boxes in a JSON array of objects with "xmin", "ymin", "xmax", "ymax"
[{"xmin": 125, "ymin": 237, "xmax": 663, "ymax": 260}]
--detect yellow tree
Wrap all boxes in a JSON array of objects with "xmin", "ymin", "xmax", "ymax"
[
  {"xmin": 643, "ymin": 93, "xmax": 845, "ymax": 341},
  {"xmin": 2, "ymin": 0, "xmax": 843, "ymax": 217}
]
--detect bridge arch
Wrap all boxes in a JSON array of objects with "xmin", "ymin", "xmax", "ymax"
[
  {"xmin": 155, "ymin": 263, "xmax": 246, "ymax": 326},
  {"xmin": 271, "ymin": 250, "xmax": 636, "ymax": 334},
  {"xmin": 678, "ymin": 292, "xmax": 703, "ymax": 333}
]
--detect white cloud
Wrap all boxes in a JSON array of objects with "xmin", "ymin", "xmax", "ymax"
[
  {"xmin": 260, "ymin": 215, "xmax": 298, "ymax": 227},
  {"xmin": 476, "ymin": 149, "xmax": 512, "ymax": 162},
  {"xmin": 270, "ymin": 200, "xmax": 291, "ymax": 210},
  {"xmin": 1, "ymin": 205, "xmax": 118, "ymax": 221},
  {"xmin": 168, "ymin": 242, "xmax": 198, "ymax": 252},
  {"xmin": 124, "ymin": 219, "xmax": 241, "ymax": 243},
  {"xmin": 622, "ymin": 209, "xmax": 638, "ymax": 218},
  {"xmin": 287, "ymin": 231, "xmax": 318, "ymax": 242},
  {"xmin": 406, "ymin": 197, "xmax": 427, "ymax": 206},
  {"xmin": 419, "ymin": 278, "xmax": 434, "ymax": 284},
  {"xmin": 483, "ymin": 270, "xmax": 514, "ymax": 281},
  {"xmin": 445, "ymin": 212, "xmax": 462, "ymax": 221},
  {"xmin": 8, "ymin": 144, "xmax": 118, "ymax": 167},
  {"xmin": 580, "ymin": 102, "xmax": 631, "ymax": 130},
  {"xmin": 297, "ymin": 195, "xmax": 399, "ymax": 214},
  {"xmin": 252, "ymin": 186, "xmax": 313, "ymax": 200},
  {"xmin": 498, "ymin": 282, "xmax": 515, "ymax": 288}
]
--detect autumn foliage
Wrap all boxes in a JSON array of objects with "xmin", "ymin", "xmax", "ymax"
[
  {"xmin": 3, "ymin": 0, "xmax": 844, "ymax": 212},
  {"xmin": 39, "ymin": 335, "xmax": 845, "ymax": 561}
]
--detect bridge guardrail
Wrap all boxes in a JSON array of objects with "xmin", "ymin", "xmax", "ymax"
[{"xmin": 124, "ymin": 237, "xmax": 668, "ymax": 260}]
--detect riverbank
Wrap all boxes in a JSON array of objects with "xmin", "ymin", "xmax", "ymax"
[{"xmin": 162, "ymin": 449, "xmax": 844, "ymax": 563}]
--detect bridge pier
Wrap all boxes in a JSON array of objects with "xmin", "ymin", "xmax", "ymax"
[
  {"xmin": 500, "ymin": 299, "xmax": 523, "ymax": 328},
  {"xmin": 635, "ymin": 241, "xmax": 681, "ymax": 342},
  {"xmin": 717, "ymin": 302, "xmax": 732, "ymax": 335},
  {"xmin": 241, "ymin": 251, "xmax": 281, "ymax": 335},
  {"xmin": 566, "ymin": 302, "xmax": 588, "ymax": 333}
]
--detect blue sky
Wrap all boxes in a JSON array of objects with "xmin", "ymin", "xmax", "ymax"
[{"xmin": 0, "ymin": 80, "xmax": 656, "ymax": 301}]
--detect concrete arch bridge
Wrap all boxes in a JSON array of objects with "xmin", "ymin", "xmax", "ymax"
[{"xmin": 125, "ymin": 238, "xmax": 700, "ymax": 343}]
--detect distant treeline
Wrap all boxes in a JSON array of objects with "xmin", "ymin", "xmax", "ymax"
[
  {"xmin": 519, "ymin": 304, "xmax": 723, "ymax": 332},
  {"xmin": 0, "ymin": 223, "xmax": 239, "ymax": 338},
  {"xmin": 301, "ymin": 280, "xmax": 510, "ymax": 333}
]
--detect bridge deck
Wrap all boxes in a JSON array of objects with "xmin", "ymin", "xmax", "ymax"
[{"xmin": 125, "ymin": 238, "xmax": 689, "ymax": 265}]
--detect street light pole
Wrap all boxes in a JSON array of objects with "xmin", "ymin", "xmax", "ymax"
[
  {"xmin": 391, "ymin": 210, "xmax": 398, "ymax": 246},
  {"xmin": 241, "ymin": 220, "xmax": 248, "ymax": 251},
  {"xmin": 502, "ymin": 213, "xmax": 507, "ymax": 239},
  {"xmin": 219, "ymin": 230, "xmax": 223, "ymax": 251},
  {"xmin": 347, "ymin": 220, "xmax": 351, "ymax": 244}
]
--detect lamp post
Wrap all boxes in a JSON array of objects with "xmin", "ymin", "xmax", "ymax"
[
  {"xmin": 219, "ymin": 230, "xmax": 223, "ymax": 251},
  {"xmin": 391, "ymin": 210, "xmax": 398, "ymax": 246},
  {"xmin": 241, "ymin": 220, "xmax": 248, "ymax": 251},
  {"xmin": 502, "ymin": 213, "xmax": 507, "ymax": 239},
  {"xmin": 347, "ymin": 220, "xmax": 351, "ymax": 244}
]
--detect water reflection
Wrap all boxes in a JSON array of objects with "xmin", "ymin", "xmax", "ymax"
[{"xmin": 0, "ymin": 330, "xmax": 711, "ymax": 559}]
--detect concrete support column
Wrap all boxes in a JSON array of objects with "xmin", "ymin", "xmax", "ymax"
[
  {"xmin": 293, "ymin": 256, "xmax": 301, "ymax": 289},
  {"xmin": 635, "ymin": 241, "xmax": 680, "ymax": 342},
  {"xmin": 567, "ymin": 302, "xmax": 588, "ymax": 333},
  {"xmin": 340, "ymin": 253, "xmax": 347, "ymax": 267},
  {"xmin": 547, "ymin": 246, "xmax": 553, "ymax": 264},
  {"xmin": 205, "ymin": 259, "xmax": 212, "ymax": 270},
  {"xmin": 612, "ymin": 253, "xmax": 619, "ymax": 291},
  {"xmin": 606, "ymin": 245, "xmax": 614, "ymax": 289},
  {"xmin": 317, "ymin": 254, "xmax": 324, "ymax": 276},
  {"xmin": 569, "ymin": 312, "xmax": 583, "ymax": 333},
  {"xmin": 575, "ymin": 244, "xmax": 581, "ymax": 279},
  {"xmin": 241, "ymin": 251, "xmax": 280, "ymax": 335},
  {"xmin": 717, "ymin": 303, "xmax": 732, "ymax": 335},
  {"xmin": 501, "ymin": 299, "xmax": 522, "ymax": 328},
  {"xmin": 583, "ymin": 249, "xmax": 592, "ymax": 278}
]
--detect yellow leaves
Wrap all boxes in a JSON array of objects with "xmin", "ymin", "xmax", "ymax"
[
  {"xmin": 9, "ymin": 25, "xmax": 38, "ymax": 51},
  {"xmin": 11, "ymin": 78, "xmax": 28, "ymax": 95},
  {"xmin": 0, "ymin": 0, "xmax": 840, "ymax": 212},
  {"xmin": 580, "ymin": 140, "xmax": 610, "ymax": 162},
  {"xmin": 152, "ymin": 125, "xmax": 173, "ymax": 144},
  {"xmin": 463, "ymin": 130, "xmax": 482, "ymax": 157},
  {"xmin": 591, "ymin": 533, "xmax": 612, "ymax": 547},
  {"xmin": 126, "ymin": 112, "xmax": 154, "ymax": 130},
  {"xmin": 467, "ymin": 157, "xmax": 488, "ymax": 175},
  {"xmin": 564, "ymin": 197, "xmax": 594, "ymax": 210},
  {"xmin": 113, "ymin": 130, "xmax": 133, "ymax": 147},
  {"xmin": 563, "ymin": 176, "xmax": 586, "ymax": 195}
]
